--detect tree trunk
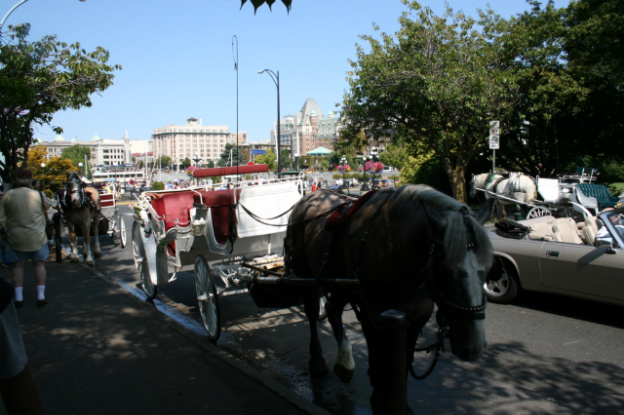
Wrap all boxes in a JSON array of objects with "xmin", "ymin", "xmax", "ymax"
[{"xmin": 441, "ymin": 157, "xmax": 467, "ymax": 203}]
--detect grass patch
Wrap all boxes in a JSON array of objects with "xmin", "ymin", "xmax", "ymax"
[{"xmin": 607, "ymin": 182, "xmax": 624, "ymax": 196}]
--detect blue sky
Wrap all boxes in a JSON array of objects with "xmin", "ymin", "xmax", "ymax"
[{"xmin": 9, "ymin": 0, "xmax": 570, "ymax": 144}]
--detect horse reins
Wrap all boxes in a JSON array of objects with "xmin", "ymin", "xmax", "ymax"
[{"xmin": 409, "ymin": 217, "xmax": 487, "ymax": 380}]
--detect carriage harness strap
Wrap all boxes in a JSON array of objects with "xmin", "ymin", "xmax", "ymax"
[{"xmin": 61, "ymin": 187, "xmax": 90, "ymax": 211}]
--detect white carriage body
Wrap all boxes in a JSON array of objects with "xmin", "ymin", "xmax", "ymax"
[{"xmin": 132, "ymin": 166, "xmax": 305, "ymax": 287}]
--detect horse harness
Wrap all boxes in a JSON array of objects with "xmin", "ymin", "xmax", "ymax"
[
  {"xmin": 60, "ymin": 178, "xmax": 94, "ymax": 211},
  {"xmin": 320, "ymin": 191, "xmax": 488, "ymax": 379}
]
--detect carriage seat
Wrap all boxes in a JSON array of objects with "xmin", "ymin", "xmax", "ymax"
[
  {"xmin": 149, "ymin": 192, "xmax": 195, "ymax": 231},
  {"xmin": 193, "ymin": 189, "xmax": 242, "ymax": 245}
]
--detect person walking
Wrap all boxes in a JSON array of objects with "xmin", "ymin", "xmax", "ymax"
[{"xmin": 0, "ymin": 169, "xmax": 49, "ymax": 308}]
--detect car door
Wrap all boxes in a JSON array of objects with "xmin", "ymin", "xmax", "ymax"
[{"xmin": 538, "ymin": 240, "xmax": 623, "ymax": 302}]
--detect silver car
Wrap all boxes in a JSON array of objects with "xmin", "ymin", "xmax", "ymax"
[{"xmin": 484, "ymin": 207, "xmax": 624, "ymax": 306}]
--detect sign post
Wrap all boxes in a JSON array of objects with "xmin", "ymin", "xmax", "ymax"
[{"xmin": 489, "ymin": 121, "xmax": 500, "ymax": 173}]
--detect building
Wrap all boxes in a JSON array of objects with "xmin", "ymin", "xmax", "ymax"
[
  {"xmin": 267, "ymin": 98, "xmax": 343, "ymax": 158},
  {"xmin": 151, "ymin": 117, "xmax": 246, "ymax": 168},
  {"xmin": 42, "ymin": 132, "xmax": 132, "ymax": 166}
]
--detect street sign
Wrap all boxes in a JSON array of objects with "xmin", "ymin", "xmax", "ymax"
[
  {"xmin": 251, "ymin": 149, "xmax": 266, "ymax": 155},
  {"xmin": 489, "ymin": 121, "xmax": 500, "ymax": 150}
]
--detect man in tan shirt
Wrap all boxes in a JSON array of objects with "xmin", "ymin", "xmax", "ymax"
[{"xmin": 0, "ymin": 169, "xmax": 49, "ymax": 308}]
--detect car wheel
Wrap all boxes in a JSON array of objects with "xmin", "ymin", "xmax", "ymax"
[{"xmin": 484, "ymin": 259, "xmax": 519, "ymax": 304}]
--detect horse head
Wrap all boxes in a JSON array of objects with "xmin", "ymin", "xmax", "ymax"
[
  {"xmin": 426, "ymin": 196, "xmax": 494, "ymax": 361},
  {"xmin": 65, "ymin": 171, "xmax": 86, "ymax": 209}
]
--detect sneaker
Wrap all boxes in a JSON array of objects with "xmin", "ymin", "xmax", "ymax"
[{"xmin": 36, "ymin": 300, "xmax": 48, "ymax": 308}]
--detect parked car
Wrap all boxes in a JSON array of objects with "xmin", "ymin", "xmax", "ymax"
[{"xmin": 484, "ymin": 208, "xmax": 624, "ymax": 306}]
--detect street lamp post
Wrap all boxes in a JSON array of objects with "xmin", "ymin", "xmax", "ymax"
[
  {"xmin": 78, "ymin": 162, "xmax": 83, "ymax": 177},
  {"xmin": 340, "ymin": 155, "xmax": 348, "ymax": 194},
  {"xmin": 40, "ymin": 162, "xmax": 45, "ymax": 190},
  {"xmin": 370, "ymin": 146, "xmax": 379, "ymax": 189},
  {"xmin": 258, "ymin": 69, "xmax": 281, "ymax": 176},
  {"xmin": 1, "ymin": 0, "xmax": 86, "ymax": 33}
]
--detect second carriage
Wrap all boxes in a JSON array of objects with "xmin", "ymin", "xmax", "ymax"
[{"xmin": 130, "ymin": 164, "xmax": 310, "ymax": 341}]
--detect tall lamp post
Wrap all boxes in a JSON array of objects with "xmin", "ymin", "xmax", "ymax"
[
  {"xmin": 40, "ymin": 162, "xmax": 45, "ymax": 190},
  {"xmin": 370, "ymin": 146, "xmax": 379, "ymax": 189},
  {"xmin": 78, "ymin": 162, "xmax": 83, "ymax": 177},
  {"xmin": 340, "ymin": 155, "xmax": 348, "ymax": 194},
  {"xmin": 258, "ymin": 69, "xmax": 281, "ymax": 176},
  {"xmin": 1, "ymin": 0, "xmax": 86, "ymax": 33},
  {"xmin": 192, "ymin": 153, "xmax": 202, "ymax": 185}
]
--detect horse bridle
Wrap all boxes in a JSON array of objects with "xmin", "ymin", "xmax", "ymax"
[
  {"xmin": 61, "ymin": 177, "xmax": 89, "ymax": 210},
  {"xmin": 410, "ymin": 239, "xmax": 487, "ymax": 380}
]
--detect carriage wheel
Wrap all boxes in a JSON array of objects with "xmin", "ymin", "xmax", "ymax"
[
  {"xmin": 132, "ymin": 222, "xmax": 157, "ymax": 300},
  {"xmin": 54, "ymin": 212, "xmax": 63, "ymax": 263},
  {"xmin": 526, "ymin": 206, "xmax": 551, "ymax": 220},
  {"xmin": 118, "ymin": 212, "xmax": 127, "ymax": 248},
  {"xmin": 194, "ymin": 255, "xmax": 221, "ymax": 342}
]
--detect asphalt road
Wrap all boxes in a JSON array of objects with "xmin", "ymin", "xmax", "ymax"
[{"xmin": 84, "ymin": 203, "xmax": 624, "ymax": 415}]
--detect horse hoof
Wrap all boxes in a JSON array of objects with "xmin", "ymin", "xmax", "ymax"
[
  {"xmin": 334, "ymin": 364, "xmax": 354, "ymax": 383},
  {"xmin": 309, "ymin": 359, "xmax": 328, "ymax": 377},
  {"xmin": 94, "ymin": 251, "xmax": 102, "ymax": 258},
  {"xmin": 70, "ymin": 256, "xmax": 79, "ymax": 263},
  {"xmin": 85, "ymin": 258, "xmax": 94, "ymax": 266}
]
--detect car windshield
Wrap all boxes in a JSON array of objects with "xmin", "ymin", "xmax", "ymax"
[{"xmin": 600, "ymin": 211, "xmax": 624, "ymax": 245}]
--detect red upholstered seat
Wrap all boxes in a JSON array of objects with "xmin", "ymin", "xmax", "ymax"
[
  {"xmin": 193, "ymin": 189, "xmax": 241, "ymax": 245},
  {"xmin": 150, "ymin": 192, "xmax": 195, "ymax": 230}
]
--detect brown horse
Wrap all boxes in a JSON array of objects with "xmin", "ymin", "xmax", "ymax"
[
  {"xmin": 285, "ymin": 185, "xmax": 495, "ymax": 414},
  {"xmin": 60, "ymin": 172, "xmax": 102, "ymax": 265}
]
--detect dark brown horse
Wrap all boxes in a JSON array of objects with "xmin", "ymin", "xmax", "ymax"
[
  {"xmin": 285, "ymin": 184, "xmax": 494, "ymax": 414},
  {"xmin": 60, "ymin": 172, "xmax": 102, "ymax": 265}
]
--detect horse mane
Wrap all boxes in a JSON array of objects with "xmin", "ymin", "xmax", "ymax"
[{"xmin": 399, "ymin": 185, "xmax": 493, "ymax": 266}]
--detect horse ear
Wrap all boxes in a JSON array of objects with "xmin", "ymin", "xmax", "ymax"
[{"xmin": 474, "ymin": 198, "xmax": 495, "ymax": 225}]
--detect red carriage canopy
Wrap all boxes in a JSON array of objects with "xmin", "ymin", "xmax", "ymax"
[{"xmin": 193, "ymin": 164, "xmax": 270, "ymax": 178}]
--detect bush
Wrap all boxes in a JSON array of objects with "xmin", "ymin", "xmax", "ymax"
[{"xmin": 151, "ymin": 181, "xmax": 165, "ymax": 191}]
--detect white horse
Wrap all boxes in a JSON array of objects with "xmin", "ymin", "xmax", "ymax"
[{"xmin": 470, "ymin": 173, "xmax": 536, "ymax": 219}]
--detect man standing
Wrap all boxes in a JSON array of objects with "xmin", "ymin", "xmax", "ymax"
[{"xmin": 0, "ymin": 169, "xmax": 49, "ymax": 308}]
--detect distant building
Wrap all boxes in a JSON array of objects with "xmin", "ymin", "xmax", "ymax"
[
  {"xmin": 42, "ymin": 132, "xmax": 132, "ymax": 166},
  {"xmin": 267, "ymin": 98, "xmax": 342, "ymax": 158},
  {"xmin": 151, "ymin": 117, "xmax": 246, "ymax": 168}
]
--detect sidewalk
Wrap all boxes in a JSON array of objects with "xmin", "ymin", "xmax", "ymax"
[{"xmin": 5, "ymin": 257, "xmax": 330, "ymax": 415}]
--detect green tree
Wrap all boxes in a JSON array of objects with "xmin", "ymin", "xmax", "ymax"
[
  {"xmin": 0, "ymin": 24, "xmax": 121, "ymax": 185},
  {"xmin": 560, "ymin": 0, "xmax": 624, "ymax": 169},
  {"xmin": 254, "ymin": 149, "xmax": 277, "ymax": 171},
  {"xmin": 492, "ymin": 1, "xmax": 587, "ymax": 177},
  {"xmin": 27, "ymin": 145, "xmax": 75, "ymax": 195},
  {"xmin": 342, "ymin": 1, "xmax": 516, "ymax": 202},
  {"xmin": 240, "ymin": 0, "xmax": 292, "ymax": 12},
  {"xmin": 181, "ymin": 157, "xmax": 191, "ymax": 169},
  {"xmin": 217, "ymin": 143, "xmax": 245, "ymax": 167},
  {"xmin": 61, "ymin": 144, "xmax": 90, "ymax": 167},
  {"xmin": 156, "ymin": 155, "xmax": 172, "ymax": 168}
]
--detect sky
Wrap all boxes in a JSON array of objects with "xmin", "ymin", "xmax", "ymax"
[{"xmin": 7, "ymin": 0, "xmax": 571, "ymax": 144}]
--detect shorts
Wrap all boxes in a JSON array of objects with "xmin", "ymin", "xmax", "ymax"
[{"xmin": 3, "ymin": 243, "xmax": 49, "ymax": 264}]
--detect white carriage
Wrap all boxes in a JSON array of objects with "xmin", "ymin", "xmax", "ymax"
[
  {"xmin": 130, "ymin": 165, "xmax": 306, "ymax": 341},
  {"xmin": 473, "ymin": 168, "xmax": 619, "ymax": 221}
]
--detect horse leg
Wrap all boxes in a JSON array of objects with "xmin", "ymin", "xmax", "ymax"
[
  {"xmin": 82, "ymin": 224, "xmax": 94, "ymax": 265},
  {"xmin": 93, "ymin": 212, "xmax": 102, "ymax": 258},
  {"xmin": 325, "ymin": 292, "xmax": 355, "ymax": 382},
  {"xmin": 68, "ymin": 226, "xmax": 80, "ymax": 263},
  {"xmin": 303, "ymin": 289, "xmax": 328, "ymax": 377},
  {"xmin": 359, "ymin": 309, "xmax": 385, "ymax": 415}
]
